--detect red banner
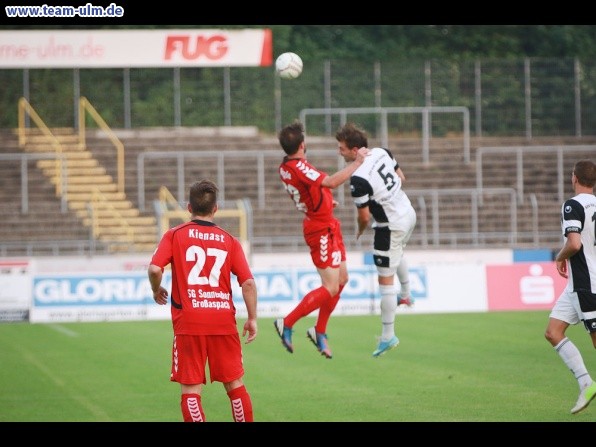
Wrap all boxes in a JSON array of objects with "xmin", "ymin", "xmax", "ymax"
[{"xmin": 486, "ymin": 262, "xmax": 567, "ymax": 311}]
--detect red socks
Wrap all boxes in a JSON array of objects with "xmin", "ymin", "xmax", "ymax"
[
  {"xmin": 227, "ymin": 385, "xmax": 254, "ymax": 422},
  {"xmin": 181, "ymin": 387, "xmax": 253, "ymax": 422},
  {"xmin": 181, "ymin": 393, "xmax": 205, "ymax": 422},
  {"xmin": 316, "ymin": 284, "xmax": 343, "ymax": 333},
  {"xmin": 285, "ymin": 286, "xmax": 333, "ymax": 327}
]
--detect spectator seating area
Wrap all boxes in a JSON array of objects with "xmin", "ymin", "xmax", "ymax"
[{"xmin": 0, "ymin": 126, "xmax": 593, "ymax": 256}]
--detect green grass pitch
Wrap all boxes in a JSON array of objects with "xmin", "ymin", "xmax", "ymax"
[{"xmin": 0, "ymin": 311, "xmax": 595, "ymax": 422}]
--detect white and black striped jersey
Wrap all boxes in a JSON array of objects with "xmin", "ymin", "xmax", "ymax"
[
  {"xmin": 350, "ymin": 147, "xmax": 414, "ymax": 230},
  {"xmin": 561, "ymin": 192, "xmax": 596, "ymax": 294}
]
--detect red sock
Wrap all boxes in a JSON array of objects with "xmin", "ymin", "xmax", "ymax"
[
  {"xmin": 181, "ymin": 393, "xmax": 205, "ymax": 422},
  {"xmin": 227, "ymin": 385, "xmax": 253, "ymax": 422},
  {"xmin": 316, "ymin": 284, "xmax": 343, "ymax": 333},
  {"xmin": 285, "ymin": 286, "xmax": 332, "ymax": 327}
]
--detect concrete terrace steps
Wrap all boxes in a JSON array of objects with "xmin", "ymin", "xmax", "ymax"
[
  {"xmin": 30, "ymin": 149, "xmax": 93, "ymax": 159},
  {"xmin": 2, "ymin": 126, "xmax": 595, "ymax": 254},
  {"xmin": 66, "ymin": 191, "xmax": 128, "ymax": 204},
  {"xmin": 62, "ymin": 183, "xmax": 119, "ymax": 194},
  {"xmin": 82, "ymin": 215, "xmax": 156, "ymax": 228},
  {"xmin": 0, "ymin": 205, "xmax": 91, "ymax": 243},
  {"xmin": 40, "ymin": 165, "xmax": 107, "ymax": 177},
  {"xmin": 36, "ymin": 158, "xmax": 100, "ymax": 177},
  {"xmin": 75, "ymin": 207, "xmax": 142, "ymax": 219},
  {"xmin": 6, "ymin": 127, "xmax": 160, "ymax": 252},
  {"xmin": 48, "ymin": 174, "xmax": 114, "ymax": 185},
  {"xmin": 127, "ymin": 130, "xmax": 593, "ymax": 252}
]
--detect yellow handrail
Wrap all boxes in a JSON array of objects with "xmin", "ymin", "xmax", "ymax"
[
  {"xmin": 17, "ymin": 97, "xmax": 64, "ymax": 197},
  {"xmin": 78, "ymin": 96, "xmax": 125, "ymax": 194},
  {"xmin": 159, "ymin": 185, "xmax": 189, "ymax": 235},
  {"xmin": 89, "ymin": 187, "xmax": 134, "ymax": 243},
  {"xmin": 159, "ymin": 184, "xmax": 184, "ymax": 209},
  {"xmin": 158, "ymin": 186, "xmax": 247, "ymax": 243}
]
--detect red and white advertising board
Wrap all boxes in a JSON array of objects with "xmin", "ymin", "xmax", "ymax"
[
  {"xmin": 486, "ymin": 262, "xmax": 566, "ymax": 311},
  {"xmin": 0, "ymin": 29, "xmax": 273, "ymax": 68}
]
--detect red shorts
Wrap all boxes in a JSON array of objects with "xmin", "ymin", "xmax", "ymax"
[
  {"xmin": 170, "ymin": 333, "xmax": 244, "ymax": 385},
  {"xmin": 303, "ymin": 217, "xmax": 346, "ymax": 269}
]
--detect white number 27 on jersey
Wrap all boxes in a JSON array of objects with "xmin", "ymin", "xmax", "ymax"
[{"xmin": 186, "ymin": 245, "xmax": 227, "ymax": 287}]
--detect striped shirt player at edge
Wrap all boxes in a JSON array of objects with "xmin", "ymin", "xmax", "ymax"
[
  {"xmin": 545, "ymin": 159, "xmax": 596, "ymax": 415},
  {"xmin": 336, "ymin": 122, "xmax": 417, "ymax": 357},
  {"xmin": 274, "ymin": 119, "xmax": 370, "ymax": 359},
  {"xmin": 148, "ymin": 179, "xmax": 257, "ymax": 422}
]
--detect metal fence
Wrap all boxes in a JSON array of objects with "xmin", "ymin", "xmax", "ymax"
[{"xmin": 3, "ymin": 57, "xmax": 596, "ymax": 138}]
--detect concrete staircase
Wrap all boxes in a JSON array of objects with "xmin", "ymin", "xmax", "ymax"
[{"xmin": 22, "ymin": 128, "xmax": 158, "ymax": 252}]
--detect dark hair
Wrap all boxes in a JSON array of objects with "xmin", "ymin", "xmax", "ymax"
[
  {"xmin": 574, "ymin": 159, "xmax": 596, "ymax": 188},
  {"xmin": 278, "ymin": 120, "xmax": 304, "ymax": 155},
  {"xmin": 189, "ymin": 180, "xmax": 218, "ymax": 215},
  {"xmin": 335, "ymin": 122, "xmax": 368, "ymax": 148}
]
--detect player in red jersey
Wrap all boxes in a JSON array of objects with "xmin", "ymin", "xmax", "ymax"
[
  {"xmin": 148, "ymin": 179, "xmax": 257, "ymax": 422},
  {"xmin": 274, "ymin": 120, "xmax": 369, "ymax": 359}
]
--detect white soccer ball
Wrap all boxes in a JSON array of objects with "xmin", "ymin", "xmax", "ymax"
[{"xmin": 275, "ymin": 52, "xmax": 303, "ymax": 80}]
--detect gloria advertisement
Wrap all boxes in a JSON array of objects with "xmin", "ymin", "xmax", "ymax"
[
  {"xmin": 23, "ymin": 250, "xmax": 567, "ymax": 324},
  {"xmin": 29, "ymin": 266, "xmax": 433, "ymax": 323}
]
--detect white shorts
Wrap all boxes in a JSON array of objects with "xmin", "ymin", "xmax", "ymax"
[
  {"xmin": 551, "ymin": 287, "xmax": 596, "ymax": 332},
  {"xmin": 549, "ymin": 288, "xmax": 582, "ymax": 326},
  {"xmin": 373, "ymin": 210, "xmax": 416, "ymax": 277}
]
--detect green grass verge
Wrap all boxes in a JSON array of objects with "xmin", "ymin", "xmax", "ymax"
[{"xmin": 0, "ymin": 310, "xmax": 594, "ymax": 422}]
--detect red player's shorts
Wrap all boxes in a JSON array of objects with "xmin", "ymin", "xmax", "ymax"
[
  {"xmin": 303, "ymin": 217, "xmax": 346, "ymax": 269},
  {"xmin": 170, "ymin": 333, "xmax": 244, "ymax": 385}
]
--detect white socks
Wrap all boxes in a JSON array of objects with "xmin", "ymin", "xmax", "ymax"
[
  {"xmin": 555, "ymin": 337, "xmax": 593, "ymax": 390},
  {"xmin": 396, "ymin": 258, "xmax": 410, "ymax": 297},
  {"xmin": 379, "ymin": 285, "xmax": 397, "ymax": 341}
]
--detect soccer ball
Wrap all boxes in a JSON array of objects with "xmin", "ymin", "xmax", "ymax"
[{"xmin": 275, "ymin": 52, "xmax": 303, "ymax": 80}]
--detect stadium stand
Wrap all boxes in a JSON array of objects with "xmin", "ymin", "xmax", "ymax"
[{"xmin": 1, "ymin": 126, "xmax": 594, "ymax": 256}]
